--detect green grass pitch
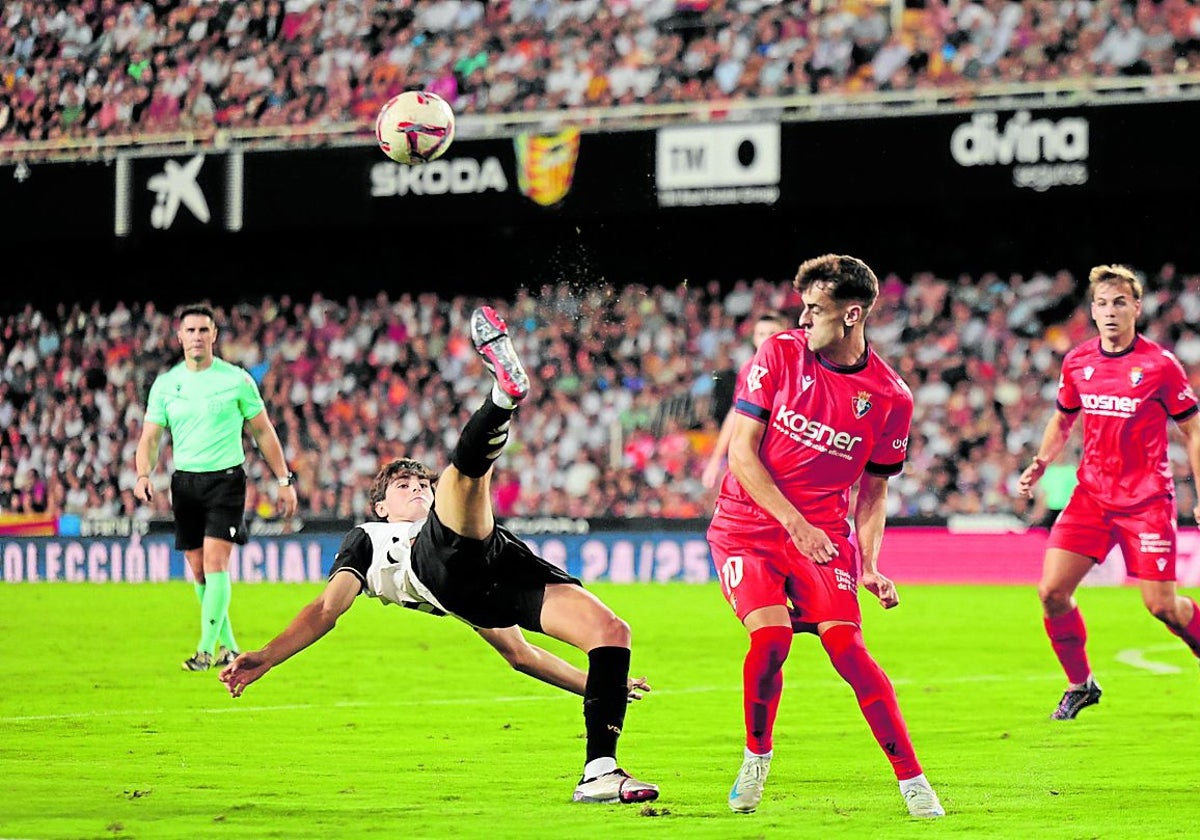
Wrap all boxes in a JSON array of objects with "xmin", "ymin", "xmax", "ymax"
[{"xmin": 2, "ymin": 582, "xmax": 1200, "ymax": 839}]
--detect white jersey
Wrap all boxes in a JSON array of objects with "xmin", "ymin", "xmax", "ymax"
[{"xmin": 329, "ymin": 520, "xmax": 448, "ymax": 616}]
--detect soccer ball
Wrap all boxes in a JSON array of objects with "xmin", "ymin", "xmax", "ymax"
[{"xmin": 375, "ymin": 91, "xmax": 456, "ymax": 165}]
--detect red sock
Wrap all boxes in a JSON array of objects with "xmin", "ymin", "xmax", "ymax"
[
  {"xmin": 1044, "ymin": 607, "xmax": 1091, "ymax": 684},
  {"xmin": 821, "ymin": 624, "xmax": 921, "ymax": 780},
  {"xmin": 1168, "ymin": 598, "xmax": 1200, "ymax": 658},
  {"xmin": 743, "ymin": 626, "xmax": 792, "ymax": 754}
]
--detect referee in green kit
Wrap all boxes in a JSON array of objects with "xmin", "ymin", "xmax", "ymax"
[{"xmin": 134, "ymin": 303, "xmax": 298, "ymax": 671}]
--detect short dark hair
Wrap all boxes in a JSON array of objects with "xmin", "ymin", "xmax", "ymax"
[
  {"xmin": 369, "ymin": 458, "xmax": 436, "ymax": 511},
  {"xmin": 756, "ymin": 310, "xmax": 787, "ymax": 327},
  {"xmin": 793, "ymin": 254, "xmax": 879, "ymax": 309},
  {"xmin": 176, "ymin": 303, "xmax": 216, "ymax": 323}
]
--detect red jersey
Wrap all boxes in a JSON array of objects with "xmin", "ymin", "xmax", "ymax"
[
  {"xmin": 1057, "ymin": 335, "xmax": 1199, "ymax": 510},
  {"xmin": 717, "ymin": 329, "xmax": 914, "ymax": 532}
]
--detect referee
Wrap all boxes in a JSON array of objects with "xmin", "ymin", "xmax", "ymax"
[{"xmin": 133, "ymin": 303, "xmax": 298, "ymax": 671}]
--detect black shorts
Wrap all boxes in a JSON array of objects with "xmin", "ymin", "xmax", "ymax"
[
  {"xmin": 171, "ymin": 467, "xmax": 248, "ymax": 551},
  {"xmin": 411, "ymin": 510, "xmax": 581, "ymax": 632}
]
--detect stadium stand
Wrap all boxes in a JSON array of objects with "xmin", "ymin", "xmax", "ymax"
[
  {"xmin": 3, "ymin": 2, "xmax": 1199, "ymax": 526},
  {"xmin": 2, "ymin": 0, "xmax": 1200, "ymax": 146},
  {"xmin": 3, "ymin": 267, "xmax": 1198, "ymax": 524}
]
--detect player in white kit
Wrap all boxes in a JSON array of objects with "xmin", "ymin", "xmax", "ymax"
[{"xmin": 220, "ymin": 306, "xmax": 659, "ymax": 805}]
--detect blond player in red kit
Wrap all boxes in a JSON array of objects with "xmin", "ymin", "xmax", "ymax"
[{"xmin": 1019, "ymin": 264, "xmax": 1200, "ymax": 720}]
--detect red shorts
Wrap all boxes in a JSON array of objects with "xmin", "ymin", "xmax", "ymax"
[
  {"xmin": 707, "ymin": 504, "xmax": 862, "ymax": 626},
  {"xmin": 1047, "ymin": 488, "xmax": 1177, "ymax": 581}
]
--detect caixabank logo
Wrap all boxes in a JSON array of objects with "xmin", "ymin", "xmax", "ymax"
[
  {"xmin": 950, "ymin": 110, "xmax": 1089, "ymax": 192},
  {"xmin": 119, "ymin": 153, "xmax": 239, "ymax": 237},
  {"xmin": 147, "ymin": 155, "xmax": 212, "ymax": 229}
]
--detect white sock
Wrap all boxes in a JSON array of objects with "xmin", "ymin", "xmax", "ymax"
[
  {"xmin": 899, "ymin": 773, "xmax": 931, "ymax": 794},
  {"xmin": 1068, "ymin": 675, "xmax": 1093, "ymax": 691},
  {"xmin": 491, "ymin": 383, "xmax": 517, "ymax": 410},
  {"xmin": 744, "ymin": 747, "xmax": 772, "ymax": 760},
  {"xmin": 583, "ymin": 756, "xmax": 616, "ymax": 780}
]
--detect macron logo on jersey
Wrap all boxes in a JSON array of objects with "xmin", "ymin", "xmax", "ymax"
[
  {"xmin": 1082, "ymin": 366, "xmax": 1095, "ymax": 381},
  {"xmin": 773, "ymin": 405, "xmax": 864, "ymax": 458},
  {"xmin": 747, "ymin": 365, "xmax": 768, "ymax": 392},
  {"xmin": 1080, "ymin": 393, "xmax": 1141, "ymax": 417}
]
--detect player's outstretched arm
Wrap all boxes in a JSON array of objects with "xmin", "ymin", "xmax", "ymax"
[
  {"xmin": 476, "ymin": 626, "xmax": 651, "ymax": 702},
  {"xmin": 1017, "ymin": 409, "xmax": 1077, "ymax": 498},
  {"xmin": 220, "ymin": 572, "xmax": 360, "ymax": 697},
  {"xmin": 855, "ymin": 474, "xmax": 898, "ymax": 609}
]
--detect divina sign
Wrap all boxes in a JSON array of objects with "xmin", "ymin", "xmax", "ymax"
[{"xmin": 950, "ymin": 110, "xmax": 1089, "ymax": 192}]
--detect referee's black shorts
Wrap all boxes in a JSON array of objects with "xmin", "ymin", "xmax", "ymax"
[
  {"xmin": 411, "ymin": 510, "xmax": 581, "ymax": 632},
  {"xmin": 171, "ymin": 467, "xmax": 248, "ymax": 551}
]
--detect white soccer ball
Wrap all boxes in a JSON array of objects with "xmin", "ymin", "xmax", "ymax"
[{"xmin": 374, "ymin": 91, "xmax": 456, "ymax": 166}]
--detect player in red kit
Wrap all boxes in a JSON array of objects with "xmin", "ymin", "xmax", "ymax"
[
  {"xmin": 706, "ymin": 254, "xmax": 944, "ymax": 819},
  {"xmin": 1019, "ymin": 264, "xmax": 1200, "ymax": 720}
]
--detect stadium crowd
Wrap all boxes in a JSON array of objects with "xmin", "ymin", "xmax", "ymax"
[
  {"xmin": 2, "ymin": 264, "xmax": 1199, "ymax": 525},
  {"xmin": 2, "ymin": 0, "xmax": 1200, "ymax": 145}
]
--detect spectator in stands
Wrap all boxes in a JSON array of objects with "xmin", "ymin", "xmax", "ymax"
[
  {"xmin": 5, "ymin": 0, "xmax": 1200, "ymax": 153},
  {"xmin": 1090, "ymin": 10, "xmax": 1148, "ymax": 73},
  {"xmin": 7, "ymin": 264, "xmax": 1200, "ymax": 528}
]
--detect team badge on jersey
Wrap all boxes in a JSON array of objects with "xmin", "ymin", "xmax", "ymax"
[
  {"xmin": 851, "ymin": 391, "xmax": 873, "ymax": 418},
  {"xmin": 1129, "ymin": 367, "xmax": 1144, "ymax": 386}
]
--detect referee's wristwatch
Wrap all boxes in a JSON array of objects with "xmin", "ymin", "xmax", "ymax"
[{"xmin": 277, "ymin": 471, "xmax": 296, "ymax": 487}]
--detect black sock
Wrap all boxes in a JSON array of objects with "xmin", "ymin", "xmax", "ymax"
[
  {"xmin": 583, "ymin": 646, "xmax": 631, "ymax": 764},
  {"xmin": 450, "ymin": 399, "xmax": 515, "ymax": 478}
]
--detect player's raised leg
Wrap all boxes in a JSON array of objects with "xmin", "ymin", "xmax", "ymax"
[
  {"xmin": 447, "ymin": 305, "xmax": 657, "ymax": 804},
  {"xmin": 434, "ymin": 306, "xmax": 530, "ymax": 537}
]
